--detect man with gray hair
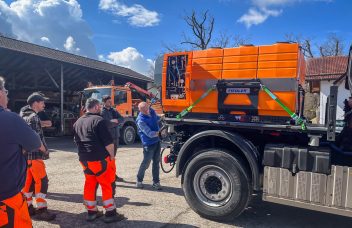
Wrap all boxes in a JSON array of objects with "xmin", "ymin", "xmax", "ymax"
[
  {"xmin": 0, "ymin": 76, "xmax": 46, "ymax": 227},
  {"xmin": 73, "ymin": 98, "xmax": 125, "ymax": 223},
  {"xmin": 135, "ymin": 102, "xmax": 162, "ymax": 190}
]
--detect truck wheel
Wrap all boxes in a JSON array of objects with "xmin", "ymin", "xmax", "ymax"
[
  {"xmin": 121, "ymin": 125, "xmax": 136, "ymax": 145},
  {"xmin": 183, "ymin": 149, "xmax": 251, "ymax": 221}
]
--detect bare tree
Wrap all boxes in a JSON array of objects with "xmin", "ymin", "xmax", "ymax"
[
  {"xmin": 284, "ymin": 33, "xmax": 314, "ymax": 58},
  {"xmin": 161, "ymin": 41, "xmax": 187, "ymax": 53},
  {"xmin": 319, "ymin": 33, "xmax": 344, "ymax": 57},
  {"xmin": 182, "ymin": 10, "xmax": 214, "ymax": 50},
  {"xmin": 233, "ymin": 34, "xmax": 251, "ymax": 47},
  {"xmin": 284, "ymin": 33, "xmax": 346, "ymax": 58},
  {"xmin": 212, "ymin": 30, "xmax": 231, "ymax": 48}
]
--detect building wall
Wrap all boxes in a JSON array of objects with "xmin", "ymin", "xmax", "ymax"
[{"xmin": 319, "ymin": 80, "xmax": 350, "ymax": 125}]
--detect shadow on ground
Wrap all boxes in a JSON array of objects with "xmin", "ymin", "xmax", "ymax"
[
  {"xmin": 47, "ymin": 192, "xmax": 151, "ymax": 208},
  {"xmin": 221, "ymin": 194, "xmax": 352, "ymax": 228},
  {"xmin": 116, "ymin": 182, "xmax": 184, "ymax": 197},
  {"xmin": 40, "ymin": 209, "xmax": 198, "ymax": 228}
]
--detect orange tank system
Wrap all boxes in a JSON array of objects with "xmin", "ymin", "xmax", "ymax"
[{"xmin": 162, "ymin": 42, "xmax": 306, "ymax": 123}]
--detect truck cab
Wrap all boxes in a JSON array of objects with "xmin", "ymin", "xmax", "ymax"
[
  {"xmin": 81, "ymin": 84, "xmax": 140, "ymax": 145},
  {"xmin": 81, "ymin": 82, "xmax": 162, "ymax": 145}
]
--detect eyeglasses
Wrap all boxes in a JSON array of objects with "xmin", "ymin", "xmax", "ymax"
[{"xmin": 1, "ymin": 89, "xmax": 8, "ymax": 95}]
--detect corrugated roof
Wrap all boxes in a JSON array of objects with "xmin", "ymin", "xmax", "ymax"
[
  {"xmin": 0, "ymin": 35, "xmax": 152, "ymax": 82},
  {"xmin": 306, "ymin": 55, "xmax": 348, "ymax": 81}
]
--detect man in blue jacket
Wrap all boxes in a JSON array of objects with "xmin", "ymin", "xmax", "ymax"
[
  {"xmin": 0, "ymin": 76, "xmax": 45, "ymax": 227},
  {"xmin": 135, "ymin": 102, "xmax": 162, "ymax": 190}
]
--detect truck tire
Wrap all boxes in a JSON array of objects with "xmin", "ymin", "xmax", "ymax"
[
  {"xmin": 183, "ymin": 149, "xmax": 251, "ymax": 221},
  {"xmin": 121, "ymin": 125, "xmax": 136, "ymax": 145}
]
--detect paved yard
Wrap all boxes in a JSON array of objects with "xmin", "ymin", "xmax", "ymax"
[{"xmin": 31, "ymin": 137, "xmax": 352, "ymax": 228}]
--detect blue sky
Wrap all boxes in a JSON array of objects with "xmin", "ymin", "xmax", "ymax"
[{"xmin": 1, "ymin": 0, "xmax": 351, "ymax": 76}]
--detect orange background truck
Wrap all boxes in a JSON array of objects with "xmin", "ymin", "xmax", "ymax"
[{"xmin": 81, "ymin": 81, "xmax": 162, "ymax": 144}]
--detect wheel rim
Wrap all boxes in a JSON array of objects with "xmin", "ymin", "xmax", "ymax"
[
  {"xmin": 193, "ymin": 165, "xmax": 232, "ymax": 207},
  {"xmin": 125, "ymin": 127, "xmax": 134, "ymax": 143}
]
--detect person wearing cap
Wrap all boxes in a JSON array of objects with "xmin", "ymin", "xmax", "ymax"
[
  {"xmin": 0, "ymin": 77, "xmax": 46, "ymax": 227},
  {"xmin": 19, "ymin": 92, "xmax": 56, "ymax": 221},
  {"xmin": 101, "ymin": 95, "xmax": 124, "ymax": 182},
  {"xmin": 73, "ymin": 98, "xmax": 126, "ymax": 223}
]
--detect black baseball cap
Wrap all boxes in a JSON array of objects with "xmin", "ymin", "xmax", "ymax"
[{"xmin": 27, "ymin": 92, "xmax": 48, "ymax": 105}]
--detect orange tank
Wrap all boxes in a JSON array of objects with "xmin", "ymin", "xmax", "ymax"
[{"xmin": 162, "ymin": 43, "xmax": 306, "ymax": 123}]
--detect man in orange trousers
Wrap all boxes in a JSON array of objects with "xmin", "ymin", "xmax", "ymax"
[
  {"xmin": 74, "ymin": 98, "xmax": 126, "ymax": 223},
  {"xmin": 0, "ymin": 76, "xmax": 45, "ymax": 228}
]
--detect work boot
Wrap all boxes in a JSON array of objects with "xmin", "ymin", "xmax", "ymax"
[
  {"xmin": 35, "ymin": 208, "xmax": 56, "ymax": 221},
  {"xmin": 103, "ymin": 210, "xmax": 126, "ymax": 223},
  {"xmin": 136, "ymin": 181, "xmax": 143, "ymax": 189},
  {"xmin": 152, "ymin": 182, "xmax": 162, "ymax": 190},
  {"xmin": 115, "ymin": 175, "xmax": 124, "ymax": 182},
  {"xmin": 86, "ymin": 210, "xmax": 103, "ymax": 222},
  {"xmin": 28, "ymin": 205, "xmax": 36, "ymax": 216}
]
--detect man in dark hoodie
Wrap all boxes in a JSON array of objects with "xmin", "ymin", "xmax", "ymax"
[
  {"xmin": 20, "ymin": 92, "xmax": 56, "ymax": 221},
  {"xmin": 101, "ymin": 95, "xmax": 124, "ymax": 182}
]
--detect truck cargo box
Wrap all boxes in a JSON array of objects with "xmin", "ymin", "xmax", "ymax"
[{"xmin": 162, "ymin": 43, "xmax": 306, "ymax": 123}]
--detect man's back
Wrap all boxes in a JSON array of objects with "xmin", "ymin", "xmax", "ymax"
[
  {"xmin": 73, "ymin": 113, "xmax": 112, "ymax": 161},
  {"xmin": 0, "ymin": 108, "xmax": 41, "ymax": 200}
]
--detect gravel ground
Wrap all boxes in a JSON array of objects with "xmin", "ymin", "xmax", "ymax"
[{"xmin": 31, "ymin": 137, "xmax": 352, "ymax": 228}]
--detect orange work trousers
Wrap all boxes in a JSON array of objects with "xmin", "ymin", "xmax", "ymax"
[
  {"xmin": 22, "ymin": 160, "xmax": 49, "ymax": 209},
  {"xmin": 80, "ymin": 157, "xmax": 116, "ymax": 212},
  {"xmin": 0, "ymin": 192, "xmax": 32, "ymax": 228}
]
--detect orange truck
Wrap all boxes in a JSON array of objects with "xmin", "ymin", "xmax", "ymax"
[
  {"xmin": 160, "ymin": 43, "xmax": 352, "ymax": 221},
  {"xmin": 81, "ymin": 81, "xmax": 161, "ymax": 144}
]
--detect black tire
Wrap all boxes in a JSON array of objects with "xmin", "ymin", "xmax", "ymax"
[
  {"xmin": 121, "ymin": 125, "xmax": 136, "ymax": 145},
  {"xmin": 183, "ymin": 149, "xmax": 251, "ymax": 221}
]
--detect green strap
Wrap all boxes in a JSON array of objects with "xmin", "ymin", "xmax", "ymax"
[
  {"xmin": 261, "ymin": 84, "xmax": 306, "ymax": 130},
  {"xmin": 176, "ymin": 86, "xmax": 216, "ymax": 119}
]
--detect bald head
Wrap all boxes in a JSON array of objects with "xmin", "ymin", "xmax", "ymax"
[{"xmin": 138, "ymin": 102, "xmax": 150, "ymax": 115}]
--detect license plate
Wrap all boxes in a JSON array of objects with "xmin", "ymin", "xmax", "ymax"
[{"xmin": 226, "ymin": 88, "xmax": 250, "ymax": 94}]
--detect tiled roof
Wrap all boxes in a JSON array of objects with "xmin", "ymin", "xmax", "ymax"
[
  {"xmin": 0, "ymin": 35, "xmax": 152, "ymax": 82},
  {"xmin": 306, "ymin": 56, "xmax": 348, "ymax": 81}
]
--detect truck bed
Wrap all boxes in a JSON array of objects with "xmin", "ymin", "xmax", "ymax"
[{"xmin": 165, "ymin": 117, "xmax": 342, "ymax": 135}]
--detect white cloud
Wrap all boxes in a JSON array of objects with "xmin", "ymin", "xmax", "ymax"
[
  {"xmin": 64, "ymin": 36, "xmax": 80, "ymax": 54},
  {"xmin": 40, "ymin": 36, "xmax": 50, "ymax": 43},
  {"xmin": 99, "ymin": 0, "xmax": 160, "ymax": 27},
  {"xmin": 238, "ymin": 0, "xmax": 331, "ymax": 28},
  {"xmin": 100, "ymin": 47, "xmax": 154, "ymax": 77},
  {"xmin": 0, "ymin": 0, "xmax": 96, "ymax": 57},
  {"xmin": 238, "ymin": 7, "xmax": 282, "ymax": 28}
]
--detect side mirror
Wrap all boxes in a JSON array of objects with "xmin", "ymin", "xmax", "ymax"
[{"xmin": 346, "ymin": 46, "xmax": 352, "ymax": 94}]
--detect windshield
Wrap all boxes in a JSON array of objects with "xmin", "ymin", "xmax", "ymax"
[{"xmin": 83, "ymin": 88, "xmax": 111, "ymax": 102}]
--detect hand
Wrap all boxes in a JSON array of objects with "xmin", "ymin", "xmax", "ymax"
[
  {"xmin": 39, "ymin": 143, "xmax": 47, "ymax": 153},
  {"xmin": 160, "ymin": 114, "xmax": 165, "ymax": 120},
  {"xmin": 111, "ymin": 119, "xmax": 118, "ymax": 123},
  {"xmin": 110, "ymin": 155, "xmax": 115, "ymax": 161}
]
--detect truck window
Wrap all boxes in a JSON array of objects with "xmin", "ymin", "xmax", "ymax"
[
  {"xmin": 114, "ymin": 90, "xmax": 127, "ymax": 105},
  {"xmin": 166, "ymin": 55, "xmax": 188, "ymax": 100},
  {"xmin": 83, "ymin": 88, "xmax": 111, "ymax": 102}
]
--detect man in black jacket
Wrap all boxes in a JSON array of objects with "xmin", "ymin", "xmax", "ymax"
[
  {"xmin": 73, "ymin": 98, "xmax": 125, "ymax": 223},
  {"xmin": 101, "ymin": 95, "xmax": 124, "ymax": 182}
]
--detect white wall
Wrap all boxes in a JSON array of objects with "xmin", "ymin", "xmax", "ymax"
[{"xmin": 319, "ymin": 80, "xmax": 350, "ymax": 124}]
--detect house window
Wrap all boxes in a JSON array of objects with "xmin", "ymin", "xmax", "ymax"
[{"xmin": 310, "ymin": 81, "xmax": 320, "ymax": 93}]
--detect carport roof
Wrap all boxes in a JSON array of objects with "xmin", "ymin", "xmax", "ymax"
[{"xmin": 0, "ymin": 35, "xmax": 152, "ymax": 82}]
